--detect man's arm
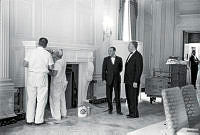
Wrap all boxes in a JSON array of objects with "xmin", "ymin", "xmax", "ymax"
[
  {"xmin": 102, "ymin": 58, "xmax": 107, "ymax": 81},
  {"xmin": 48, "ymin": 64, "xmax": 54, "ymax": 70},
  {"xmin": 49, "ymin": 69, "xmax": 58, "ymax": 76},
  {"xmin": 134, "ymin": 54, "xmax": 143, "ymax": 84},
  {"xmin": 48, "ymin": 51, "xmax": 55, "ymax": 70},
  {"xmin": 196, "ymin": 57, "xmax": 200, "ymax": 63},
  {"xmin": 23, "ymin": 60, "xmax": 29, "ymax": 67},
  {"xmin": 119, "ymin": 57, "xmax": 123, "ymax": 73},
  {"xmin": 189, "ymin": 56, "xmax": 192, "ymax": 68}
]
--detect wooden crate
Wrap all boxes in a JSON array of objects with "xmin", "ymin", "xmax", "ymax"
[
  {"xmin": 145, "ymin": 77, "xmax": 169, "ymax": 97},
  {"xmin": 169, "ymin": 64, "xmax": 187, "ymax": 87}
]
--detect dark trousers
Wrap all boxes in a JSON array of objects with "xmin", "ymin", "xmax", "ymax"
[
  {"xmin": 191, "ymin": 69, "xmax": 198, "ymax": 88},
  {"xmin": 125, "ymin": 83, "xmax": 139, "ymax": 117},
  {"xmin": 106, "ymin": 80, "xmax": 121, "ymax": 113}
]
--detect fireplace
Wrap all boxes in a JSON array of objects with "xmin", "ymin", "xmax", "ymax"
[
  {"xmin": 65, "ymin": 64, "xmax": 79, "ymax": 109},
  {"xmin": 23, "ymin": 41, "xmax": 95, "ymax": 111}
]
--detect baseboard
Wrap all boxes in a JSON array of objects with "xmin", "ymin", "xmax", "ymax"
[
  {"xmin": 89, "ymin": 98, "xmax": 126, "ymax": 104},
  {"xmin": 89, "ymin": 98, "xmax": 107, "ymax": 104},
  {"xmin": 0, "ymin": 112, "xmax": 25, "ymax": 127}
]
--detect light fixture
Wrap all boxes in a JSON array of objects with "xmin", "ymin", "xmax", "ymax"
[{"xmin": 102, "ymin": 16, "xmax": 113, "ymax": 41}]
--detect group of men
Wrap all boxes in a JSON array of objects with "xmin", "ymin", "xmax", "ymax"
[
  {"xmin": 102, "ymin": 41, "xmax": 143, "ymax": 118},
  {"xmin": 23, "ymin": 38, "xmax": 143, "ymax": 125},
  {"xmin": 24, "ymin": 38, "xmax": 68, "ymax": 125}
]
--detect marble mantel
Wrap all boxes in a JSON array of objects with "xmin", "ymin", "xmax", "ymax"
[{"xmin": 23, "ymin": 41, "xmax": 96, "ymax": 110}]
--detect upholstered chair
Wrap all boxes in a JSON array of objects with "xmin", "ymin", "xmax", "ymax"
[
  {"xmin": 162, "ymin": 87, "xmax": 189, "ymax": 135},
  {"xmin": 181, "ymin": 85, "xmax": 200, "ymax": 128}
]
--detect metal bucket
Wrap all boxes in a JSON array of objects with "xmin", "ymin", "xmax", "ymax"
[{"xmin": 78, "ymin": 106, "xmax": 87, "ymax": 117}]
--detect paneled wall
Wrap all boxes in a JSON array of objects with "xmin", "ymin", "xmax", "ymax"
[
  {"xmin": 9, "ymin": 0, "xmax": 119, "ymax": 87},
  {"xmin": 10, "ymin": 0, "xmax": 34, "ymax": 86},
  {"xmin": 174, "ymin": 0, "xmax": 200, "ymax": 57},
  {"xmin": 137, "ymin": 0, "xmax": 200, "ymax": 75}
]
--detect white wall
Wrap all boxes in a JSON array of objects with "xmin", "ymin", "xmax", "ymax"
[{"xmin": 9, "ymin": 0, "xmax": 119, "ymax": 97}]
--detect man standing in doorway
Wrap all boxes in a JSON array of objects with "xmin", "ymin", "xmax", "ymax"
[
  {"xmin": 102, "ymin": 47, "xmax": 123, "ymax": 115},
  {"xmin": 124, "ymin": 41, "xmax": 143, "ymax": 118},
  {"xmin": 189, "ymin": 49, "xmax": 199, "ymax": 89},
  {"xmin": 24, "ymin": 37, "xmax": 54, "ymax": 125}
]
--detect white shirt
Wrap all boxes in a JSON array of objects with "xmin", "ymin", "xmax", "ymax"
[
  {"xmin": 111, "ymin": 55, "xmax": 116, "ymax": 64},
  {"xmin": 51, "ymin": 58, "xmax": 67, "ymax": 83},
  {"xmin": 193, "ymin": 54, "xmax": 198, "ymax": 60},
  {"xmin": 127, "ymin": 50, "xmax": 136, "ymax": 62},
  {"xmin": 25, "ymin": 47, "xmax": 54, "ymax": 73}
]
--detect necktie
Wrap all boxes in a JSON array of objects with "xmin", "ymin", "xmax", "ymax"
[{"xmin": 126, "ymin": 52, "xmax": 133, "ymax": 63}]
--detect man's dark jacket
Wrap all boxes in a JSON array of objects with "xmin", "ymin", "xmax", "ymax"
[
  {"xmin": 124, "ymin": 51, "xmax": 143, "ymax": 85},
  {"xmin": 102, "ymin": 56, "xmax": 123, "ymax": 85}
]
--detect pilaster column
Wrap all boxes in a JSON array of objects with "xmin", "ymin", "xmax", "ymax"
[{"xmin": 0, "ymin": 0, "xmax": 16, "ymax": 119}]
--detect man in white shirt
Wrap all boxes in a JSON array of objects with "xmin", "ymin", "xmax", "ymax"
[
  {"xmin": 24, "ymin": 37, "xmax": 54, "ymax": 125},
  {"xmin": 49, "ymin": 49, "xmax": 68, "ymax": 121}
]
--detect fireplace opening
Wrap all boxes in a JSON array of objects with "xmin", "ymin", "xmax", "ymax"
[{"xmin": 65, "ymin": 64, "xmax": 79, "ymax": 109}]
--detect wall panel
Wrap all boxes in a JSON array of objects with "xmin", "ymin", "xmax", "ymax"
[
  {"xmin": 14, "ymin": 0, "xmax": 33, "ymax": 38},
  {"xmin": 76, "ymin": 0, "xmax": 94, "ymax": 44},
  {"xmin": 9, "ymin": 0, "xmax": 119, "ymax": 95},
  {"xmin": 10, "ymin": 0, "xmax": 34, "ymax": 86},
  {"xmin": 43, "ymin": 0, "xmax": 74, "ymax": 43}
]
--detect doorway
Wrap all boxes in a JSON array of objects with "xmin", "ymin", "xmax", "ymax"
[
  {"xmin": 183, "ymin": 31, "xmax": 200, "ymax": 87},
  {"xmin": 183, "ymin": 31, "xmax": 200, "ymax": 60}
]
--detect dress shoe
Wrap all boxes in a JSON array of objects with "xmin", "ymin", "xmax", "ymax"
[
  {"xmin": 117, "ymin": 112, "xmax": 123, "ymax": 115},
  {"xmin": 26, "ymin": 122, "xmax": 34, "ymax": 125},
  {"xmin": 61, "ymin": 115, "xmax": 68, "ymax": 119},
  {"xmin": 126, "ymin": 114, "xmax": 139, "ymax": 119},
  {"xmin": 35, "ymin": 121, "xmax": 46, "ymax": 126},
  {"xmin": 126, "ymin": 115, "xmax": 134, "ymax": 118}
]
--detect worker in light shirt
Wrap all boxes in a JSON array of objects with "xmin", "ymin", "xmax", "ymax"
[
  {"xmin": 49, "ymin": 49, "xmax": 68, "ymax": 121},
  {"xmin": 24, "ymin": 37, "xmax": 54, "ymax": 125}
]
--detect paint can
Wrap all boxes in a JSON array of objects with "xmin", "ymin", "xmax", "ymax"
[{"xmin": 78, "ymin": 105, "xmax": 87, "ymax": 117}]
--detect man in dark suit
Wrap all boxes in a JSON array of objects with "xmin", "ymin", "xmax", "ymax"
[
  {"xmin": 189, "ymin": 50, "xmax": 199, "ymax": 89},
  {"xmin": 124, "ymin": 41, "xmax": 143, "ymax": 118},
  {"xmin": 102, "ymin": 47, "xmax": 123, "ymax": 115}
]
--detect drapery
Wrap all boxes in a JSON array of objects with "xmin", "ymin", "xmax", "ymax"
[
  {"xmin": 130, "ymin": 0, "xmax": 137, "ymax": 40},
  {"xmin": 118, "ymin": 0, "xmax": 125, "ymax": 40},
  {"xmin": 119, "ymin": 0, "xmax": 137, "ymax": 41}
]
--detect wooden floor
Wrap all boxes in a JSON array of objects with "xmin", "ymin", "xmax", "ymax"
[{"xmin": 0, "ymin": 93, "xmax": 165, "ymax": 135}]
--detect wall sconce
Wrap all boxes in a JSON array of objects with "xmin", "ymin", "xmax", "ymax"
[{"xmin": 102, "ymin": 16, "xmax": 113, "ymax": 41}]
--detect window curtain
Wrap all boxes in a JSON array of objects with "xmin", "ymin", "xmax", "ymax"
[
  {"xmin": 122, "ymin": 0, "xmax": 131, "ymax": 41},
  {"xmin": 118, "ymin": 0, "xmax": 125, "ymax": 40},
  {"xmin": 130, "ymin": 0, "xmax": 137, "ymax": 40},
  {"xmin": 119, "ymin": 0, "xmax": 137, "ymax": 41}
]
